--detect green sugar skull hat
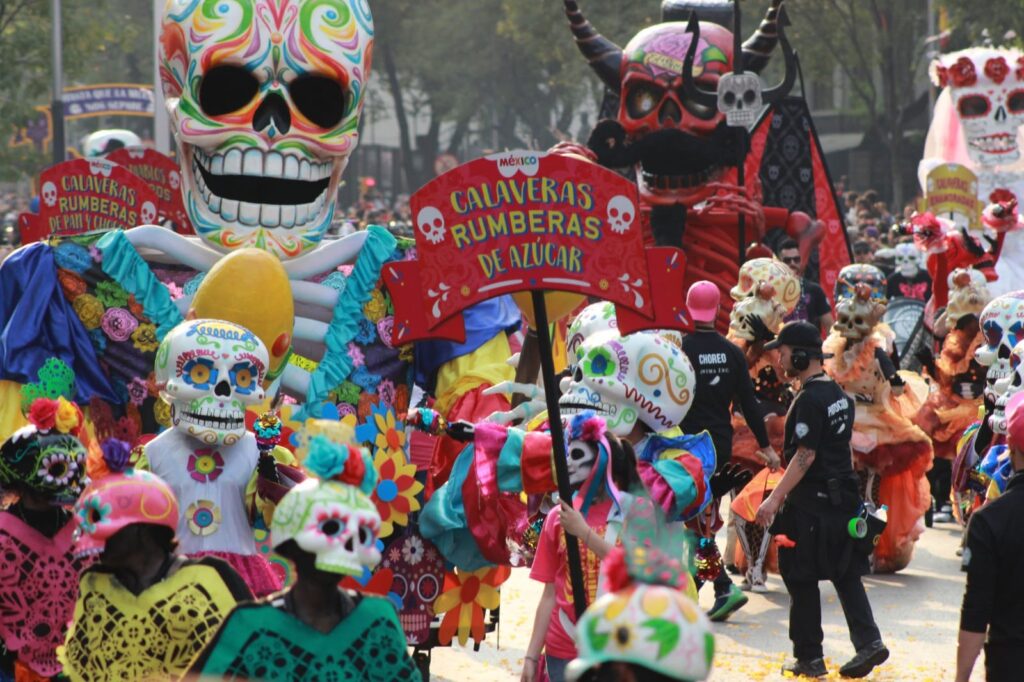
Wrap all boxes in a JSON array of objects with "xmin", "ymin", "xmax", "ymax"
[{"xmin": 271, "ymin": 419, "xmax": 381, "ymax": 576}]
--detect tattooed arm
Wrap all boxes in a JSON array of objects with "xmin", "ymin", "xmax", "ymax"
[{"xmin": 755, "ymin": 446, "xmax": 816, "ymax": 526}]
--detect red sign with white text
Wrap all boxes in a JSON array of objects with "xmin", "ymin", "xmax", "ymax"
[
  {"xmin": 386, "ymin": 150, "xmax": 692, "ymax": 344},
  {"xmin": 31, "ymin": 158, "xmax": 160, "ymax": 240},
  {"xmin": 106, "ymin": 147, "xmax": 193, "ymax": 234}
]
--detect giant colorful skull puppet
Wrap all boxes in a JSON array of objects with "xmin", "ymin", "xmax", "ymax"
[
  {"xmin": 975, "ymin": 290, "xmax": 1024, "ymax": 433},
  {"xmin": 560, "ymin": 306, "xmax": 696, "ymax": 437},
  {"xmin": 562, "ymin": 0, "xmax": 790, "ymax": 207},
  {"xmin": 931, "ymin": 48, "xmax": 1024, "ymax": 167},
  {"xmin": 155, "ymin": 319, "xmax": 269, "ymax": 446},
  {"xmin": 160, "ymin": 0, "xmax": 374, "ymax": 258}
]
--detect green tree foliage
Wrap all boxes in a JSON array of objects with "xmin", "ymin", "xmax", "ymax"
[{"xmin": 0, "ymin": 0, "xmax": 151, "ymax": 181}]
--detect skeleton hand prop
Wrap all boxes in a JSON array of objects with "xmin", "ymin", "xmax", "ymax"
[{"xmin": 483, "ymin": 381, "xmax": 545, "ymax": 424}]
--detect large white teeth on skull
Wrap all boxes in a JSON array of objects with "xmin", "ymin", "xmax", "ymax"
[{"xmin": 192, "ymin": 149, "xmax": 332, "ymax": 228}]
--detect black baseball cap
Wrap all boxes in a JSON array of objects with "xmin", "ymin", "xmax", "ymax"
[{"xmin": 764, "ymin": 321, "xmax": 833, "ymax": 358}]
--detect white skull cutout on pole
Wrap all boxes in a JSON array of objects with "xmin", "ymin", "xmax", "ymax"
[{"xmin": 160, "ymin": 0, "xmax": 374, "ymax": 259}]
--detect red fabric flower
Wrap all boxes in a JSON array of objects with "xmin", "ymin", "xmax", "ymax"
[
  {"xmin": 601, "ymin": 546, "xmax": 631, "ymax": 592},
  {"xmin": 1017, "ymin": 57, "xmax": 1024, "ymax": 81},
  {"xmin": 991, "ymin": 188, "xmax": 1017, "ymax": 204},
  {"xmin": 935, "ymin": 64, "xmax": 949, "ymax": 88},
  {"xmin": 27, "ymin": 399, "xmax": 59, "ymax": 432},
  {"xmin": 338, "ymin": 445, "xmax": 367, "ymax": 486},
  {"xmin": 949, "ymin": 57, "xmax": 977, "ymax": 87},
  {"xmin": 986, "ymin": 57, "xmax": 1010, "ymax": 84}
]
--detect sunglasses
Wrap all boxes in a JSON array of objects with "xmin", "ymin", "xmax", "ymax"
[{"xmin": 781, "ymin": 256, "xmax": 800, "ymax": 264}]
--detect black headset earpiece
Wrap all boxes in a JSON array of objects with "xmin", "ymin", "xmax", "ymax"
[{"xmin": 791, "ymin": 348, "xmax": 810, "ymax": 372}]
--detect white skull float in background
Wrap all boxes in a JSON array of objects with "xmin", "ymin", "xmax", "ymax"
[
  {"xmin": 976, "ymin": 290, "xmax": 1024, "ymax": 433},
  {"xmin": 931, "ymin": 48, "xmax": 1024, "ymax": 167},
  {"xmin": 160, "ymin": 0, "xmax": 374, "ymax": 259},
  {"xmin": 155, "ymin": 318, "xmax": 269, "ymax": 446}
]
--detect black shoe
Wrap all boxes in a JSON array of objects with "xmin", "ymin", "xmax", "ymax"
[
  {"xmin": 781, "ymin": 658, "xmax": 827, "ymax": 678},
  {"xmin": 839, "ymin": 640, "xmax": 889, "ymax": 678},
  {"xmin": 725, "ymin": 562, "xmax": 740, "ymax": 575}
]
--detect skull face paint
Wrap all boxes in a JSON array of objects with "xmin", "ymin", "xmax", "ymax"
[
  {"xmin": 566, "ymin": 440, "xmax": 599, "ymax": 487},
  {"xmin": 160, "ymin": 0, "xmax": 374, "ymax": 259},
  {"xmin": 932, "ymin": 48, "xmax": 1024, "ymax": 167},
  {"xmin": 155, "ymin": 319, "xmax": 269, "ymax": 446}
]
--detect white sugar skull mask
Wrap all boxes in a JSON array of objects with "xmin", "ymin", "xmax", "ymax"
[
  {"xmin": 560, "ymin": 330, "xmax": 695, "ymax": 437},
  {"xmin": 155, "ymin": 319, "xmax": 269, "ymax": 446},
  {"xmin": 933, "ymin": 48, "xmax": 1024, "ymax": 167},
  {"xmin": 893, "ymin": 242, "xmax": 921, "ymax": 279},
  {"xmin": 730, "ymin": 257, "xmax": 800, "ymax": 314},
  {"xmin": 272, "ymin": 478, "xmax": 381, "ymax": 576},
  {"xmin": 160, "ymin": 0, "xmax": 374, "ymax": 259},
  {"xmin": 976, "ymin": 291, "xmax": 1024, "ymax": 432},
  {"xmin": 942, "ymin": 268, "xmax": 991, "ymax": 329},
  {"xmin": 729, "ymin": 283, "xmax": 787, "ymax": 342}
]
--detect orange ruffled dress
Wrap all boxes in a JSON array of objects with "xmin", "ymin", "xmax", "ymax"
[
  {"xmin": 916, "ymin": 330, "xmax": 985, "ymax": 461},
  {"xmin": 824, "ymin": 327, "xmax": 933, "ymax": 574}
]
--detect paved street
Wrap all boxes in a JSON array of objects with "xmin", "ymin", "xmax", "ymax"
[{"xmin": 429, "ymin": 519, "xmax": 976, "ymax": 681}]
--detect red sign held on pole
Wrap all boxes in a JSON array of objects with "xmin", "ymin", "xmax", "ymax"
[
  {"xmin": 106, "ymin": 148, "xmax": 193, "ymax": 234},
  {"xmin": 22, "ymin": 158, "xmax": 161, "ymax": 243},
  {"xmin": 386, "ymin": 150, "xmax": 692, "ymax": 344}
]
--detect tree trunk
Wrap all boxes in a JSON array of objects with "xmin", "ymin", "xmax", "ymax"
[
  {"xmin": 381, "ymin": 43, "xmax": 417, "ymax": 193},
  {"xmin": 446, "ymin": 115, "xmax": 471, "ymax": 157}
]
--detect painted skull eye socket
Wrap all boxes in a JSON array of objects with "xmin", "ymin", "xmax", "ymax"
[
  {"xmin": 569, "ymin": 446, "xmax": 589, "ymax": 462},
  {"xmin": 958, "ymin": 94, "xmax": 990, "ymax": 119},
  {"xmin": 319, "ymin": 518, "xmax": 343, "ymax": 537},
  {"xmin": 229, "ymin": 362, "xmax": 257, "ymax": 394},
  {"xmin": 357, "ymin": 525, "xmax": 372, "ymax": 546},
  {"xmin": 626, "ymin": 83, "xmax": 663, "ymax": 119},
  {"xmin": 289, "ymin": 74, "xmax": 347, "ymax": 129},
  {"xmin": 854, "ymin": 316, "xmax": 864, "ymax": 325},
  {"xmin": 200, "ymin": 65, "xmax": 260, "ymax": 117},
  {"xmin": 722, "ymin": 91, "xmax": 737, "ymax": 106},
  {"xmin": 417, "ymin": 574, "xmax": 439, "ymax": 601},
  {"xmin": 183, "ymin": 358, "xmax": 218, "ymax": 390},
  {"xmin": 1008, "ymin": 90, "xmax": 1024, "ymax": 114},
  {"xmin": 743, "ymin": 89, "xmax": 758, "ymax": 105}
]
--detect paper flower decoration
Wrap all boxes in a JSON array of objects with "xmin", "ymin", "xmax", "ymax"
[
  {"xmin": 372, "ymin": 448, "xmax": 423, "ymax": 538},
  {"xmin": 433, "ymin": 565, "xmax": 511, "ymax": 646},
  {"xmin": 357, "ymin": 403, "xmax": 406, "ymax": 455},
  {"xmin": 187, "ymin": 449, "xmax": 224, "ymax": 483},
  {"xmin": 186, "ymin": 500, "xmax": 221, "ymax": 536}
]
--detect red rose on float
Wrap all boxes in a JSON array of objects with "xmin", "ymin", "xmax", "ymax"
[
  {"xmin": 339, "ymin": 445, "xmax": 367, "ymax": 487},
  {"xmin": 949, "ymin": 57, "xmax": 978, "ymax": 87},
  {"xmin": 1017, "ymin": 57, "xmax": 1024, "ymax": 81},
  {"xmin": 990, "ymin": 188, "xmax": 1017, "ymax": 204},
  {"xmin": 985, "ymin": 57, "xmax": 1010, "ymax": 84},
  {"xmin": 28, "ymin": 398, "xmax": 59, "ymax": 432},
  {"xmin": 935, "ymin": 64, "xmax": 950, "ymax": 88}
]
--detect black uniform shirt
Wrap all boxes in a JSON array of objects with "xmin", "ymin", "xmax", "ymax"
[
  {"xmin": 783, "ymin": 376, "xmax": 855, "ymax": 486},
  {"xmin": 681, "ymin": 329, "xmax": 770, "ymax": 467},
  {"xmin": 960, "ymin": 471, "xmax": 1024, "ymax": 646}
]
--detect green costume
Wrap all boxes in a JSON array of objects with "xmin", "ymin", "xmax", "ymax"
[{"xmin": 188, "ymin": 591, "xmax": 417, "ymax": 680}]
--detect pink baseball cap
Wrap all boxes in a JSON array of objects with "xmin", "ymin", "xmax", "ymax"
[
  {"xmin": 1006, "ymin": 391, "xmax": 1024, "ymax": 452},
  {"xmin": 686, "ymin": 281, "xmax": 721, "ymax": 323}
]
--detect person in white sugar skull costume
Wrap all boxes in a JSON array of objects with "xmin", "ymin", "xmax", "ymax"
[{"xmin": 142, "ymin": 318, "xmax": 293, "ymax": 597}]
